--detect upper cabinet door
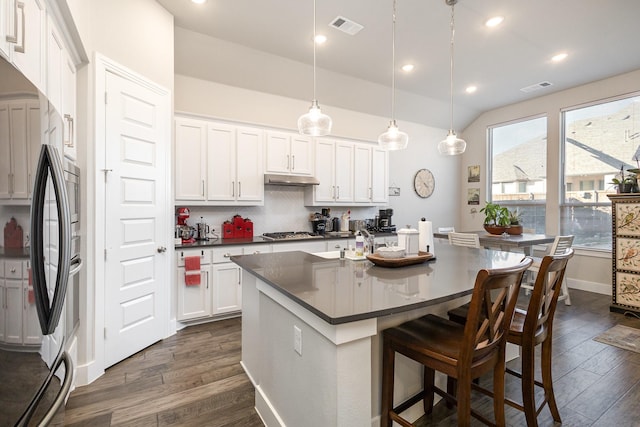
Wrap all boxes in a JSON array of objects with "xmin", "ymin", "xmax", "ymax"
[
  {"xmin": 312, "ymin": 139, "xmax": 336, "ymax": 203},
  {"xmin": 353, "ymin": 144, "xmax": 372, "ymax": 203},
  {"xmin": 265, "ymin": 131, "xmax": 290, "ymax": 174},
  {"xmin": 0, "ymin": 0, "xmax": 11, "ymax": 59},
  {"xmin": 10, "ymin": 0, "xmax": 45, "ymax": 92},
  {"xmin": 175, "ymin": 117, "xmax": 207, "ymax": 201},
  {"xmin": 46, "ymin": 15, "xmax": 63, "ymax": 115},
  {"xmin": 334, "ymin": 141, "xmax": 354, "ymax": 203},
  {"xmin": 371, "ymin": 147, "xmax": 388, "ymax": 203},
  {"xmin": 235, "ymin": 126, "xmax": 263, "ymax": 202},
  {"xmin": 207, "ymin": 122, "xmax": 236, "ymax": 201},
  {"xmin": 289, "ymin": 135, "xmax": 313, "ymax": 176}
]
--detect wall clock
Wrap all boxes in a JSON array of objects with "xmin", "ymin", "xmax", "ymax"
[{"xmin": 414, "ymin": 169, "xmax": 435, "ymax": 198}]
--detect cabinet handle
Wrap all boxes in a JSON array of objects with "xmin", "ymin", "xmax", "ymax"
[
  {"xmin": 292, "ymin": 155, "xmax": 295, "ymax": 171},
  {"xmin": 287, "ymin": 154, "xmax": 290, "ymax": 170},
  {"xmin": 253, "ymin": 251, "xmax": 260, "ymax": 254},
  {"xmin": 335, "ymin": 244, "xmax": 340, "ymax": 249},
  {"xmin": 6, "ymin": 1, "xmax": 19, "ymax": 43},
  {"xmin": 205, "ymin": 270, "xmax": 209, "ymax": 289},
  {"xmin": 202, "ymin": 180, "xmax": 205, "ymax": 196},
  {"xmin": 64, "ymin": 114, "xmax": 74, "ymax": 147},
  {"xmin": 369, "ymin": 187, "xmax": 372, "ymax": 199},
  {"xmin": 13, "ymin": 2, "xmax": 25, "ymax": 53},
  {"xmin": 10, "ymin": 267, "xmax": 16, "ymax": 273},
  {"xmin": 332, "ymin": 185, "xmax": 335, "ymax": 199},
  {"xmin": 238, "ymin": 182, "xmax": 242, "ymax": 197},
  {"xmin": 337, "ymin": 186, "xmax": 340, "ymax": 199},
  {"xmin": 224, "ymin": 253, "xmax": 231, "ymax": 258},
  {"xmin": 231, "ymin": 181, "xmax": 235, "ymax": 197}
]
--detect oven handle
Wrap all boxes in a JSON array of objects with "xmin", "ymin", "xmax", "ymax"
[{"xmin": 69, "ymin": 257, "xmax": 83, "ymax": 276}]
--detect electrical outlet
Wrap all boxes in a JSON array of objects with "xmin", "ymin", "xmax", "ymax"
[{"xmin": 294, "ymin": 325, "xmax": 302, "ymax": 356}]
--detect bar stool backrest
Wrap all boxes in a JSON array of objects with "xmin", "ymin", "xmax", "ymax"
[
  {"xmin": 448, "ymin": 232, "xmax": 481, "ymax": 248},
  {"xmin": 549, "ymin": 235, "xmax": 574, "ymax": 256}
]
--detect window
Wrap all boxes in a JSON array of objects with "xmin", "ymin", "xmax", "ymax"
[
  {"xmin": 561, "ymin": 93, "xmax": 640, "ymax": 249},
  {"xmin": 489, "ymin": 116, "xmax": 547, "ymax": 233}
]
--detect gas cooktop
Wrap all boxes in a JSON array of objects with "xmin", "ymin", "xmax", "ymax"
[{"xmin": 262, "ymin": 231, "xmax": 324, "ymax": 241}]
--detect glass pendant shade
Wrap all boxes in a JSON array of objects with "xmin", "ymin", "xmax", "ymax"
[
  {"xmin": 378, "ymin": 120, "xmax": 408, "ymax": 150},
  {"xmin": 438, "ymin": 130, "xmax": 466, "ymax": 155},
  {"xmin": 298, "ymin": 100, "xmax": 332, "ymax": 136}
]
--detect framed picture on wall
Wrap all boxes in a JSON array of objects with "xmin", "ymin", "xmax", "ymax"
[
  {"xmin": 467, "ymin": 188, "xmax": 480, "ymax": 205},
  {"xmin": 468, "ymin": 165, "xmax": 480, "ymax": 183}
]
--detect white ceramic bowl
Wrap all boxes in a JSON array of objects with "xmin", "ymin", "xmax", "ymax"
[{"xmin": 376, "ymin": 246, "xmax": 406, "ymax": 259}]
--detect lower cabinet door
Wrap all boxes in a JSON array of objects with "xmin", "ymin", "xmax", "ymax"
[
  {"xmin": 212, "ymin": 263, "xmax": 242, "ymax": 315},
  {"xmin": 23, "ymin": 279, "xmax": 42, "ymax": 345},
  {"xmin": 176, "ymin": 266, "xmax": 211, "ymax": 321}
]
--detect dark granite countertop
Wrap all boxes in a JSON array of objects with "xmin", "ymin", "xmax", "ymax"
[
  {"xmin": 0, "ymin": 247, "xmax": 30, "ymax": 259},
  {"xmin": 231, "ymin": 244, "xmax": 525, "ymax": 325},
  {"xmin": 175, "ymin": 232, "xmax": 397, "ymax": 249}
]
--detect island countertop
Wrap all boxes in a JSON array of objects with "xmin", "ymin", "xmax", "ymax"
[{"xmin": 231, "ymin": 244, "xmax": 525, "ymax": 325}]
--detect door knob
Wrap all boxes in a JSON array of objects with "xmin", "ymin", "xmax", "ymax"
[{"xmin": 157, "ymin": 246, "xmax": 167, "ymax": 253}]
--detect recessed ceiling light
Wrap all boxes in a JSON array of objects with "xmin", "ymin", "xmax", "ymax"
[
  {"xmin": 191, "ymin": 0, "xmax": 207, "ymax": 4},
  {"xmin": 401, "ymin": 64, "xmax": 414, "ymax": 72},
  {"xmin": 465, "ymin": 85, "xmax": 477, "ymax": 94},
  {"xmin": 314, "ymin": 34, "xmax": 327, "ymax": 44},
  {"xmin": 485, "ymin": 16, "xmax": 504, "ymax": 27},
  {"xmin": 551, "ymin": 52, "xmax": 568, "ymax": 62}
]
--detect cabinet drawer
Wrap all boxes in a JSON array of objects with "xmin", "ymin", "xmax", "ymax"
[
  {"xmin": 4, "ymin": 260, "xmax": 23, "ymax": 279},
  {"xmin": 243, "ymin": 244, "xmax": 272, "ymax": 255},
  {"xmin": 212, "ymin": 247, "xmax": 243, "ymax": 263},
  {"xmin": 177, "ymin": 249, "xmax": 212, "ymax": 266}
]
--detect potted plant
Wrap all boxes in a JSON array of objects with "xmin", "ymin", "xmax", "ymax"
[
  {"xmin": 611, "ymin": 165, "xmax": 639, "ymax": 193},
  {"xmin": 480, "ymin": 201, "xmax": 510, "ymax": 235},
  {"xmin": 506, "ymin": 208, "xmax": 523, "ymax": 235}
]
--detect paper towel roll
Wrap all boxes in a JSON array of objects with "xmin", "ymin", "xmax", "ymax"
[{"xmin": 419, "ymin": 218, "xmax": 435, "ymax": 255}]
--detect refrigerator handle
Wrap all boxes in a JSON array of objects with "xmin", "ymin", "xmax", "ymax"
[{"xmin": 30, "ymin": 145, "xmax": 72, "ymax": 334}]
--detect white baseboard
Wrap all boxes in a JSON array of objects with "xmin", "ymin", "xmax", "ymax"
[{"xmin": 567, "ymin": 278, "xmax": 611, "ymax": 295}]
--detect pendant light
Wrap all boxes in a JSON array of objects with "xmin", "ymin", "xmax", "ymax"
[
  {"xmin": 438, "ymin": 0, "xmax": 467, "ymax": 155},
  {"xmin": 298, "ymin": 0, "xmax": 332, "ymax": 136},
  {"xmin": 378, "ymin": 0, "xmax": 408, "ymax": 150}
]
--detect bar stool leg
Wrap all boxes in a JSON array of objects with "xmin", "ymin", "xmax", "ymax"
[
  {"xmin": 521, "ymin": 342, "xmax": 538, "ymax": 427},
  {"xmin": 381, "ymin": 337, "xmax": 395, "ymax": 427},
  {"xmin": 541, "ymin": 339, "xmax": 562, "ymax": 423},
  {"xmin": 424, "ymin": 367, "xmax": 435, "ymax": 414},
  {"xmin": 493, "ymin": 347, "xmax": 507, "ymax": 427}
]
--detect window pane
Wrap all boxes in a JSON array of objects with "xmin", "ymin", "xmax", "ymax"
[
  {"xmin": 562, "ymin": 94, "xmax": 640, "ymax": 248},
  {"xmin": 490, "ymin": 117, "xmax": 547, "ymax": 231}
]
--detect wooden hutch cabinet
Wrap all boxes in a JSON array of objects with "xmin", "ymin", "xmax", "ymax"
[{"xmin": 608, "ymin": 194, "xmax": 640, "ymax": 315}]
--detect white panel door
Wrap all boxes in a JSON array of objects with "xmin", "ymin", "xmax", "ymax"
[
  {"xmin": 104, "ymin": 71, "xmax": 169, "ymax": 368},
  {"xmin": 207, "ymin": 123, "xmax": 235, "ymax": 201}
]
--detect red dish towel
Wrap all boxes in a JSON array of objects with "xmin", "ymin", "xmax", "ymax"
[
  {"xmin": 184, "ymin": 256, "xmax": 201, "ymax": 286},
  {"xmin": 185, "ymin": 272, "xmax": 201, "ymax": 286},
  {"xmin": 184, "ymin": 256, "xmax": 200, "ymax": 271}
]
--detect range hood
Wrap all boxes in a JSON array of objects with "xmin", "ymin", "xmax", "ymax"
[{"xmin": 264, "ymin": 174, "xmax": 320, "ymax": 186}]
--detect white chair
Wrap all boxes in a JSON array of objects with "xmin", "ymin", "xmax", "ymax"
[
  {"xmin": 448, "ymin": 232, "xmax": 481, "ymax": 248},
  {"xmin": 524, "ymin": 235, "xmax": 573, "ymax": 305}
]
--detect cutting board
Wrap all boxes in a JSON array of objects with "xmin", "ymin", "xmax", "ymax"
[{"xmin": 4, "ymin": 217, "xmax": 23, "ymax": 249}]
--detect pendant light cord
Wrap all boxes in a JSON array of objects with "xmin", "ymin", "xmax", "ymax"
[
  {"xmin": 448, "ymin": 2, "xmax": 455, "ymax": 131},
  {"xmin": 391, "ymin": 0, "xmax": 397, "ymax": 121},
  {"xmin": 312, "ymin": 0, "xmax": 317, "ymax": 102}
]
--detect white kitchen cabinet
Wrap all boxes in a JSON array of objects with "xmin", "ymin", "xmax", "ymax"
[
  {"xmin": 46, "ymin": 14, "xmax": 63, "ymax": 116},
  {"xmin": 0, "ymin": 259, "xmax": 38, "ymax": 345},
  {"xmin": 1, "ymin": 0, "xmax": 45, "ymax": 91},
  {"xmin": 271, "ymin": 239, "xmax": 328, "ymax": 254},
  {"xmin": 211, "ymin": 246, "xmax": 244, "ymax": 315},
  {"xmin": 61, "ymin": 49, "xmax": 76, "ymax": 159},
  {"xmin": 175, "ymin": 117, "xmax": 207, "ymax": 201},
  {"xmin": 176, "ymin": 249, "xmax": 212, "ymax": 321},
  {"xmin": 353, "ymin": 144, "xmax": 372, "ymax": 203},
  {"xmin": 371, "ymin": 147, "xmax": 388, "ymax": 203},
  {"xmin": 175, "ymin": 117, "xmax": 264, "ymax": 206},
  {"xmin": 0, "ymin": 98, "xmax": 39, "ymax": 200},
  {"xmin": 207, "ymin": 124, "xmax": 263, "ymax": 204},
  {"xmin": 265, "ymin": 131, "xmax": 313, "ymax": 176},
  {"xmin": 305, "ymin": 139, "xmax": 354, "ymax": 205}
]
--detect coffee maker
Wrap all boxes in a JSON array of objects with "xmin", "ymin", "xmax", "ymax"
[{"xmin": 377, "ymin": 208, "xmax": 396, "ymax": 233}]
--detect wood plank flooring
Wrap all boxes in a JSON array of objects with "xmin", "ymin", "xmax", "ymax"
[{"xmin": 61, "ymin": 289, "xmax": 640, "ymax": 426}]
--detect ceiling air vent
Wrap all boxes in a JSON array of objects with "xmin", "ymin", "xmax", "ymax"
[
  {"xmin": 329, "ymin": 16, "xmax": 364, "ymax": 35},
  {"xmin": 520, "ymin": 81, "xmax": 553, "ymax": 93}
]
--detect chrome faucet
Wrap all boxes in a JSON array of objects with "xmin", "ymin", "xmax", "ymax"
[{"xmin": 359, "ymin": 229, "xmax": 375, "ymax": 254}]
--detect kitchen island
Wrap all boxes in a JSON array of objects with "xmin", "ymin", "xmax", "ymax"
[{"xmin": 231, "ymin": 244, "xmax": 525, "ymax": 427}]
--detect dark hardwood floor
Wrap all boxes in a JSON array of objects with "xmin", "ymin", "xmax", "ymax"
[{"xmin": 62, "ymin": 289, "xmax": 640, "ymax": 426}]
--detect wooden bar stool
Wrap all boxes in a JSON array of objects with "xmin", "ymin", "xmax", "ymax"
[
  {"xmin": 380, "ymin": 257, "xmax": 532, "ymax": 427},
  {"xmin": 448, "ymin": 249, "xmax": 574, "ymax": 426}
]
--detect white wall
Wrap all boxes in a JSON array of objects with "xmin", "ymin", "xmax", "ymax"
[
  {"xmin": 175, "ymin": 74, "xmax": 457, "ymax": 233},
  {"xmin": 459, "ymin": 68, "xmax": 640, "ymax": 292}
]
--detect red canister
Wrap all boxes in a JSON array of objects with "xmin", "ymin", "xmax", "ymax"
[
  {"xmin": 243, "ymin": 218, "xmax": 253, "ymax": 238},
  {"xmin": 222, "ymin": 221, "xmax": 234, "ymax": 239}
]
